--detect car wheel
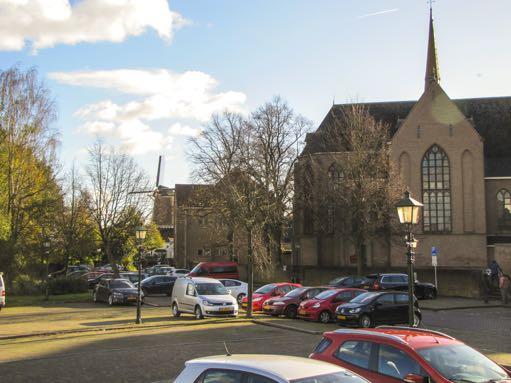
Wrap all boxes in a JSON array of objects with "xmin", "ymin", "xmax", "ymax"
[
  {"xmin": 318, "ymin": 311, "xmax": 331, "ymax": 324},
  {"xmin": 172, "ymin": 302, "xmax": 181, "ymax": 317},
  {"xmin": 284, "ymin": 305, "xmax": 298, "ymax": 319},
  {"xmin": 359, "ymin": 314, "xmax": 372, "ymax": 328},
  {"xmin": 93, "ymin": 291, "xmax": 98, "ymax": 303},
  {"xmin": 237, "ymin": 293, "xmax": 246, "ymax": 305},
  {"xmin": 194, "ymin": 305, "xmax": 204, "ymax": 320},
  {"xmin": 413, "ymin": 312, "xmax": 422, "ymax": 327},
  {"xmin": 108, "ymin": 294, "xmax": 114, "ymax": 306}
]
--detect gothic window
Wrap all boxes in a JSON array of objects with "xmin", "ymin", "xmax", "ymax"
[
  {"xmin": 328, "ymin": 163, "xmax": 343, "ymax": 189},
  {"xmin": 422, "ymin": 145, "xmax": 452, "ymax": 232},
  {"xmin": 497, "ymin": 189, "xmax": 511, "ymax": 229}
]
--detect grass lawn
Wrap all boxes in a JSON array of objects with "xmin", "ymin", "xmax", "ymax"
[{"xmin": 7, "ymin": 292, "xmax": 91, "ymax": 307}]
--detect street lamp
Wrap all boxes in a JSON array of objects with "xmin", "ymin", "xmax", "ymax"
[
  {"xmin": 396, "ymin": 190, "xmax": 423, "ymax": 327},
  {"xmin": 135, "ymin": 226, "xmax": 147, "ymax": 324}
]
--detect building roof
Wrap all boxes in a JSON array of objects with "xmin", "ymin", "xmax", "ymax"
[
  {"xmin": 185, "ymin": 354, "xmax": 352, "ymax": 381},
  {"xmin": 175, "ymin": 183, "xmax": 213, "ymax": 207},
  {"xmin": 302, "ymin": 96, "xmax": 511, "ymax": 177}
]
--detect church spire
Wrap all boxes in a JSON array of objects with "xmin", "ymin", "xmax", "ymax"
[{"xmin": 425, "ymin": 6, "xmax": 440, "ymax": 91}]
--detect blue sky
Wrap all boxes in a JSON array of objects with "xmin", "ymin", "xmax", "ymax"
[{"xmin": 1, "ymin": 0, "xmax": 510, "ymax": 186}]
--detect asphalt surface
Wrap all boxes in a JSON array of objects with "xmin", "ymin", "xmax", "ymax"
[{"xmin": 0, "ymin": 303, "xmax": 509, "ymax": 383}]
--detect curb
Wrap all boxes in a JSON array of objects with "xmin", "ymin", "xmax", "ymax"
[{"xmin": 251, "ymin": 319, "xmax": 322, "ymax": 335}]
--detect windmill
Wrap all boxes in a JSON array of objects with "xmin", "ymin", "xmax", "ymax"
[{"xmin": 130, "ymin": 155, "xmax": 172, "ymax": 197}]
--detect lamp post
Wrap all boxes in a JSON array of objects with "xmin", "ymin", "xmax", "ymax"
[
  {"xmin": 396, "ymin": 191, "xmax": 423, "ymax": 327},
  {"xmin": 135, "ymin": 226, "xmax": 147, "ymax": 324}
]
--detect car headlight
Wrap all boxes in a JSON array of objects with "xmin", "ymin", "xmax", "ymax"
[
  {"xmin": 273, "ymin": 301, "xmax": 285, "ymax": 306},
  {"xmin": 312, "ymin": 303, "xmax": 321, "ymax": 309},
  {"xmin": 348, "ymin": 308, "xmax": 361, "ymax": 314},
  {"xmin": 202, "ymin": 299, "xmax": 212, "ymax": 306},
  {"xmin": 253, "ymin": 297, "xmax": 263, "ymax": 302}
]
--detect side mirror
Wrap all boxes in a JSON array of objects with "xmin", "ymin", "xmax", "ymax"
[
  {"xmin": 375, "ymin": 301, "xmax": 383, "ymax": 307},
  {"xmin": 404, "ymin": 374, "xmax": 429, "ymax": 383},
  {"xmin": 227, "ymin": 289, "xmax": 232, "ymax": 294}
]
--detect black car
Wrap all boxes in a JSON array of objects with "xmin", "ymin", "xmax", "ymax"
[
  {"xmin": 328, "ymin": 276, "xmax": 366, "ymax": 288},
  {"xmin": 93, "ymin": 278, "xmax": 142, "ymax": 305},
  {"xmin": 368, "ymin": 273, "xmax": 437, "ymax": 299},
  {"xmin": 335, "ymin": 291, "xmax": 421, "ymax": 328},
  {"xmin": 87, "ymin": 273, "xmax": 114, "ymax": 289},
  {"xmin": 120, "ymin": 272, "xmax": 148, "ymax": 285},
  {"xmin": 140, "ymin": 275, "xmax": 177, "ymax": 296}
]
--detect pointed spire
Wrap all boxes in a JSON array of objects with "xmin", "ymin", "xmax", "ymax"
[{"xmin": 425, "ymin": 6, "xmax": 440, "ymax": 91}]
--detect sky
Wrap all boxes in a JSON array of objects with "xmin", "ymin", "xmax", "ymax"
[{"xmin": 1, "ymin": 0, "xmax": 510, "ymax": 187}]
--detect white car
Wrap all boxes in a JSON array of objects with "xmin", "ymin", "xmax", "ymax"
[
  {"xmin": 171, "ymin": 277, "xmax": 238, "ymax": 319},
  {"xmin": 219, "ymin": 278, "xmax": 248, "ymax": 304},
  {"xmin": 174, "ymin": 354, "xmax": 369, "ymax": 383},
  {"xmin": 170, "ymin": 268, "xmax": 190, "ymax": 277}
]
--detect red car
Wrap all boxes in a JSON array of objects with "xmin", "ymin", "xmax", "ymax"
[
  {"xmin": 188, "ymin": 261, "xmax": 239, "ymax": 280},
  {"xmin": 262, "ymin": 286, "xmax": 331, "ymax": 318},
  {"xmin": 297, "ymin": 288, "xmax": 365, "ymax": 323},
  {"xmin": 310, "ymin": 327, "xmax": 511, "ymax": 383},
  {"xmin": 241, "ymin": 282, "xmax": 301, "ymax": 312}
]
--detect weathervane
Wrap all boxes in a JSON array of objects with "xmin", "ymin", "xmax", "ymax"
[{"xmin": 428, "ymin": 0, "xmax": 435, "ymax": 10}]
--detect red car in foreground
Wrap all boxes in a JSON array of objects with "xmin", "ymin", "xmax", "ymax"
[
  {"xmin": 241, "ymin": 282, "xmax": 301, "ymax": 312},
  {"xmin": 310, "ymin": 326, "xmax": 511, "ymax": 383},
  {"xmin": 298, "ymin": 288, "xmax": 365, "ymax": 323}
]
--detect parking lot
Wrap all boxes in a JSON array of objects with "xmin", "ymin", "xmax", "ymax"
[{"xmin": 0, "ymin": 293, "xmax": 510, "ymax": 383}]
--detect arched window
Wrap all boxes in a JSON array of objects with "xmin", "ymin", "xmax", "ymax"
[
  {"xmin": 327, "ymin": 163, "xmax": 343, "ymax": 188},
  {"xmin": 497, "ymin": 189, "xmax": 511, "ymax": 229},
  {"xmin": 422, "ymin": 145, "xmax": 452, "ymax": 232}
]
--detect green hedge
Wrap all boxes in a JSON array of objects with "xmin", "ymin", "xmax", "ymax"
[
  {"xmin": 48, "ymin": 277, "xmax": 88, "ymax": 295},
  {"xmin": 12, "ymin": 274, "xmax": 44, "ymax": 295}
]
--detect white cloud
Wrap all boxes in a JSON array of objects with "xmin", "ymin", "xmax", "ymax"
[
  {"xmin": 55, "ymin": 68, "xmax": 247, "ymax": 155},
  {"xmin": 0, "ymin": 0, "xmax": 188, "ymax": 51},
  {"xmin": 168, "ymin": 123, "xmax": 201, "ymax": 137}
]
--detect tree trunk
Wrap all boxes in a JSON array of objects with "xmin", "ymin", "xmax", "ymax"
[
  {"xmin": 356, "ymin": 239, "xmax": 365, "ymax": 277},
  {"xmin": 227, "ymin": 225, "xmax": 234, "ymax": 262},
  {"xmin": 273, "ymin": 226, "xmax": 282, "ymax": 267},
  {"xmin": 246, "ymin": 227, "xmax": 253, "ymax": 318}
]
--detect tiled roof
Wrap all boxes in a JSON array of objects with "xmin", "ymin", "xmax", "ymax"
[{"xmin": 303, "ymin": 96, "xmax": 511, "ymax": 177}]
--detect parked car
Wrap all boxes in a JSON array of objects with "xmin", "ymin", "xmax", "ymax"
[
  {"xmin": 335, "ymin": 291, "xmax": 421, "ymax": 327},
  {"xmin": 297, "ymin": 288, "xmax": 365, "ymax": 323},
  {"xmin": 94, "ymin": 264, "xmax": 125, "ymax": 273},
  {"xmin": 310, "ymin": 327, "xmax": 511, "ymax": 383},
  {"xmin": 171, "ymin": 277, "xmax": 238, "ymax": 319},
  {"xmin": 87, "ymin": 273, "xmax": 114, "ymax": 289},
  {"xmin": 328, "ymin": 276, "xmax": 367, "ymax": 289},
  {"xmin": 0, "ymin": 272, "xmax": 5, "ymax": 311},
  {"xmin": 241, "ymin": 282, "xmax": 302, "ymax": 312},
  {"xmin": 67, "ymin": 265, "xmax": 90, "ymax": 274},
  {"xmin": 66, "ymin": 270, "xmax": 89, "ymax": 279},
  {"xmin": 93, "ymin": 278, "xmax": 142, "ymax": 305},
  {"xmin": 219, "ymin": 278, "xmax": 248, "ymax": 304},
  {"xmin": 140, "ymin": 275, "xmax": 177, "ymax": 296},
  {"xmin": 368, "ymin": 273, "xmax": 437, "ymax": 299},
  {"xmin": 188, "ymin": 261, "xmax": 239, "ymax": 280},
  {"xmin": 170, "ymin": 269, "xmax": 190, "ymax": 277},
  {"xmin": 263, "ymin": 286, "xmax": 331, "ymax": 318},
  {"xmin": 120, "ymin": 272, "xmax": 148, "ymax": 284},
  {"xmin": 174, "ymin": 354, "xmax": 370, "ymax": 383},
  {"xmin": 149, "ymin": 266, "xmax": 175, "ymax": 275}
]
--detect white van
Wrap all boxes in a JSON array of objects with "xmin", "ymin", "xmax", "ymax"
[
  {"xmin": 0, "ymin": 272, "xmax": 5, "ymax": 310},
  {"xmin": 171, "ymin": 277, "xmax": 238, "ymax": 319}
]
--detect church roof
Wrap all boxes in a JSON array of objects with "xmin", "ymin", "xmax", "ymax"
[{"xmin": 302, "ymin": 96, "xmax": 511, "ymax": 177}]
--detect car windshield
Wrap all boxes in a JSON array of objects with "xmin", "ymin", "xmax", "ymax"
[
  {"xmin": 110, "ymin": 280, "xmax": 134, "ymax": 289},
  {"xmin": 328, "ymin": 277, "xmax": 347, "ymax": 285},
  {"xmin": 417, "ymin": 344, "xmax": 507, "ymax": 383},
  {"xmin": 315, "ymin": 290, "xmax": 338, "ymax": 300},
  {"xmin": 292, "ymin": 371, "xmax": 368, "ymax": 383},
  {"xmin": 285, "ymin": 287, "xmax": 307, "ymax": 297},
  {"xmin": 349, "ymin": 292, "xmax": 377, "ymax": 303},
  {"xmin": 255, "ymin": 284, "xmax": 276, "ymax": 294},
  {"xmin": 196, "ymin": 283, "xmax": 229, "ymax": 296}
]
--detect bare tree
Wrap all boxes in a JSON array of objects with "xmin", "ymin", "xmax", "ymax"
[
  {"xmin": 86, "ymin": 140, "xmax": 150, "ymax": 274},
  {"xmin": 298, "ymin": 104, "xmax": 403, "ymax": 275},
  {"xmin": 249, "ymin": 97, "xmax": 311, "ymax": 267}
]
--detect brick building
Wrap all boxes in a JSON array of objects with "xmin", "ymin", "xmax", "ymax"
[{"xmin": 293, "ymin": 10, "xmax": 511, "ymax": 296}]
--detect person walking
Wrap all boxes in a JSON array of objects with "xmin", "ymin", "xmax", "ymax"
[
  {"xmin": 498, "ymin": 272, "xmax": 510, "ymax": 305},
  {"xmin": 481, "ymin": 269, "xmax": 492, "ymax": 304}
]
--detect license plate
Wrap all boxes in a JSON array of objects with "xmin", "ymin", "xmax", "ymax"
[
  {"xmin": 263, "ymin": 305, "xmax": 271, "ymax": 310},
  {"xmin": 338, "ymin": 315, "xmax": 346, "ymax": 320},
  {"xmin": 242, "ymin": 303, "xmax": 247, "ymax": 308},
  {"xmin": 219, "ymin": 307, "xmax": 231, "ymax": 312}
]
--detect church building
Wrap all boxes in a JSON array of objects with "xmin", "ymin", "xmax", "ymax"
[{"xmin": 293, "ymin": 10, "xmax": 511, "ymax": 296}]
